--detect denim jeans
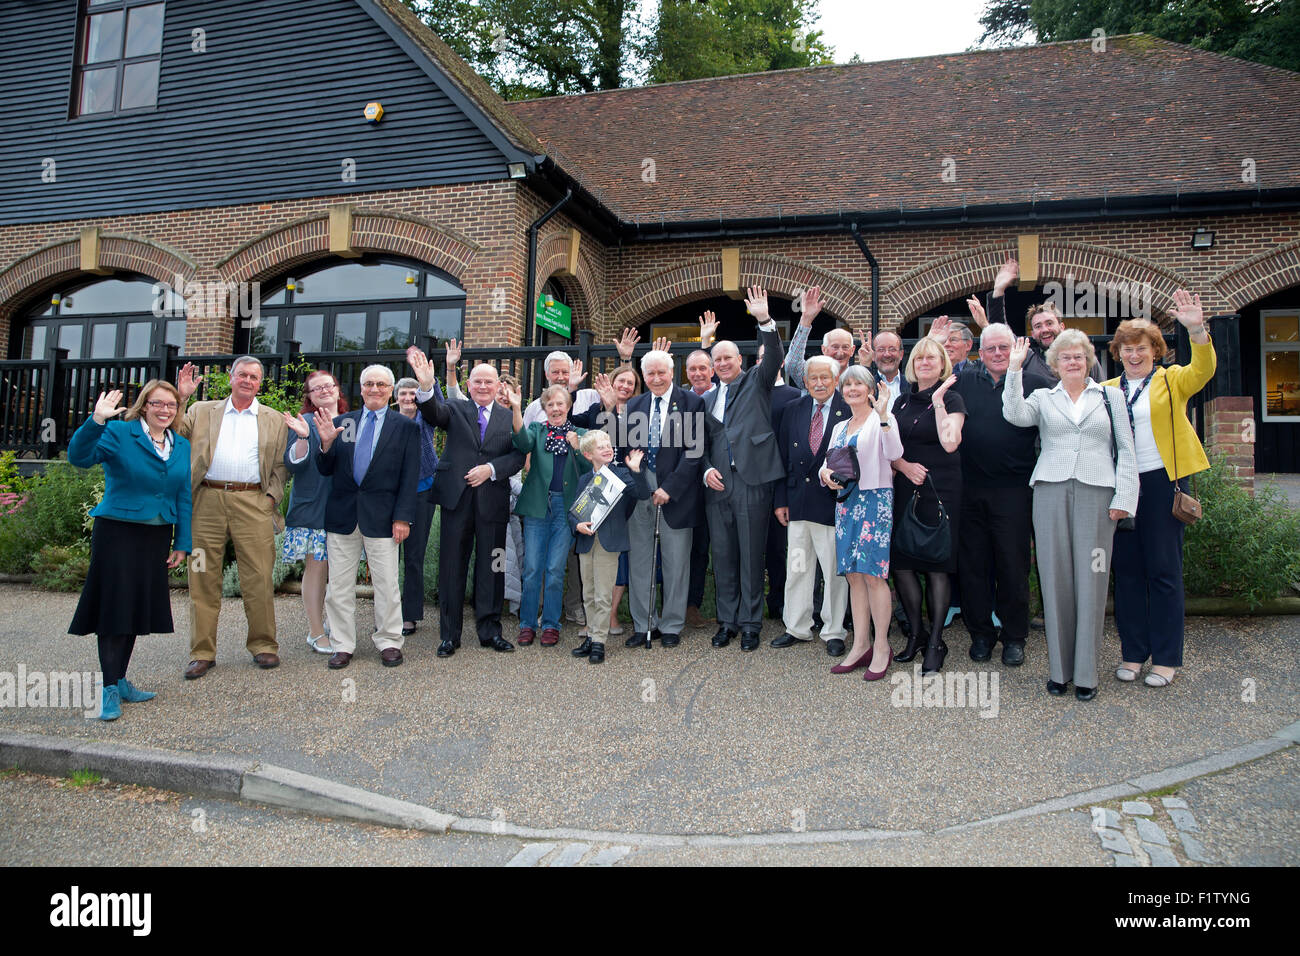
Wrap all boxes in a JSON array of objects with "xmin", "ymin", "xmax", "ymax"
[{"xmin": 520, "ymin": 491, "xmax": 573, "ymax": 631}]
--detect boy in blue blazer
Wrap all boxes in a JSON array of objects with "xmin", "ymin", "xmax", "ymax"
[{"xmin": 569, "ymin": 431, "xmax": 650, "ymax": 663}]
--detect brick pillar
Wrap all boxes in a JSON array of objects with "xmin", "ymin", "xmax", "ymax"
[{"xmin": 1202, "ymin": 396, "xmax": 1256, "ymax": 491}]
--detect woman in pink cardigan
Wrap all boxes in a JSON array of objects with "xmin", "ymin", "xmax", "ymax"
[{"xmin": 820, "ymin": 365, "xmax": 904, "ymax": 680}]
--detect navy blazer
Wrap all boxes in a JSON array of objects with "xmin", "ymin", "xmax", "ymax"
[
  {"xmin": 617, "ymin": 386, "xmax": 705, "ymax": 531},
  {"xmin": 775, "ymin": 392, "xmax": 851, "ymax": 525},
  {"xmin": 283, "ymin": 417, "xmax": 331, "ymax": 531},
  {"xmin": 317, "ymin": 408, "xmax": 419, "ymax": 537},
  {"xmin": 568, "ymin": 465, "xmax": 652, "ymax": 554},
  {"xmin": 770, "ymin": 382, "xmax": 801, "ymax": 435},
  {"xmin": 67, "ymin": 418, "xmax": 192, "ymax": 552},
  {"xmin": 418, "ymin": 387, "xmax": 524, "ymax": 520}
]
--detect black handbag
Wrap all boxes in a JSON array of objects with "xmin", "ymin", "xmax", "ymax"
[
  {"xmin": 894, "ymin": 473, "xmax": 952, "ymax": 563},
  {"xmin": 824, "ymin": 443, "xmax": 860, "ymax": 502},
  {"xmin": 1101, "ymin": 388, "xmax": 1137, "ymax": 531}
]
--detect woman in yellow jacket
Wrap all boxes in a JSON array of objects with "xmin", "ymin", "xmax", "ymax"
[{"xmin": 1106, "ymin": 290, "xmax": 1216, "ymax": 688}]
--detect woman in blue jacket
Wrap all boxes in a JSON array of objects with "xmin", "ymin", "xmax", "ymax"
[{"xmin": 68, "ymin": 382, "xmax": 191, "ymax": 721}]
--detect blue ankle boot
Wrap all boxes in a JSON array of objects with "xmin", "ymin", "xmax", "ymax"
[
  {"xmin": 97, "ymin": 684, "xmax": 122, "ymax": 721},
  {"xmin": 116, "ymin": 678, "xmax": 156, "ymax": 703}
]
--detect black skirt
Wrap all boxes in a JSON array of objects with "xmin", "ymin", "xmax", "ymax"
[{"xmin": 68, "ymin": 517, "xmax": 176, "ymax": 637}]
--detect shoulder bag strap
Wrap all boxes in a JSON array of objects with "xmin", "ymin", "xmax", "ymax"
[
  {"xmin": 1166, "ymin": 368, "xmax": 1183, "ymax": 491},
  {"xmin": 1101, "ymin": 387, "xmax": 1119, "ymax": 467}
]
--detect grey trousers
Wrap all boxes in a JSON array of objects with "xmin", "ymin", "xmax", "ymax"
[
  {"xmin": 706, "ymin": 474, "xmax": 773, "ymax": 630},
  {"xmin": 628, "ymin": 484, "xmax": 692, "ymax": 636},
  {"xmin": 1032, "ymin": 479, "xmax": 1117, "ymax": 689}
]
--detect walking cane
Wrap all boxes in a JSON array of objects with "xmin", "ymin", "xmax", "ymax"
[{"xmin": 645, "ymin": 504, "xmax": 663, "ymax": 649}]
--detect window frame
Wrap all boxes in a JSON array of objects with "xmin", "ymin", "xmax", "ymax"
[
  {"xmin": 69, "ymin": 0, "xmax": 166, "ymax": 119},
  {"xmin": 1261, "ymin": 309, "xmax": 1300, "ymax": 423}
]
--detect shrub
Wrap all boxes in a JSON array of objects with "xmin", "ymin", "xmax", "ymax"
[
  {"xmin": 0, "ymin": 458, "xmax": 100, "ymax": 574},
  {"xmin": 31, "ymin": 541, "xmax": 91, "ymax": 592},
  {"xmin": 1183, "ymin": 456, "xmax": 1300, "ymax": 608}
]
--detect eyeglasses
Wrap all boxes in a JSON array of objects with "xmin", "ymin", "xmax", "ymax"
[
  {"xmin": 145, "ymin": 400, "xmax": 178, "ymax": 410},
  {"xmin": 308, "ymin": 383, "xmax": 336, "ymax": 394},
  {"xmin": 981, "ymin": 345, "xmax": 1011, "ymax": 353},
  {"xmin": 361, "ymin": 381, "xmax": 392, "ymax": 390}
]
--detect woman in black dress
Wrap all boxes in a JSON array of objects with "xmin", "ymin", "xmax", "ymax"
[{"xmin": 890, "ymin": 331, "xmax": 966, "ymax": 674}]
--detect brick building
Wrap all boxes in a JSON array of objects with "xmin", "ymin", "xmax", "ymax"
[{"xmin": 1, "ymin": 0, "xmax": 1298, "ymax": 473}]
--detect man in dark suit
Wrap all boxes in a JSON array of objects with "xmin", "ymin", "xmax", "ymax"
[
  {"xmin": 762, "ymin": 343, "xmax": 802, "ymax": 622},
  {"xmin": 309, "ymin": 364, "xmax": 419, "ymax": 669},
  {"xmin": 771, "ymin": 355, "xmax": 851, "ymax": 655},
  {"xmin": 701, "ymin": 287, "xmax": 786, "ymax": 652},
  {"xmin": 408, "ymin": 347, "xmax": 525, "ymax": 657},
  {"xmin": 616, "ymin": 348, "xmax": 705, "ymax": 648}
]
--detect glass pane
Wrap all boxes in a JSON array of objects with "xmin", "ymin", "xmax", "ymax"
[
  {"xmin": 125, "ymin": 3, "xmax": 165, "ymax": 57},
  {"xmin": 83, "ymin": 11, "xmax": 124, "ymax": 63},
  {"xmin": 290, "ymin": 314, "xmax": 324, "ymax": 352},
  {"xmin": 124, "ymin": 321, "xmax": 151, "ymax": 356},
  {"xmin": 78, "ymin": 67, "xmax": 117, "ymax": 115},
  {"xmin": 424, "ymin": 271, "xmax": 464, "ymax": 297},
  {"xmin": 165, "ymin": 320, "xmax": 185, "ymax": 349},
  {"xmin": 334, "ymin": 312, "xmax": 366, "ymax": 351},
  {"xmin": 1264, "ymin": 351, "xmax": 1300, "ymax": 416},
  {"xmin": 58, "ymin": 324, "xmax": 84, "ymax": 360},
  {"xmin": 376, "ymin": 310, "xmax": 411, "ymax": 351},
  {"xmin": 261, "ymin": 285, "xmax": 287, "ymax": 306},
  {"xmin": 120, "ymin": 60, "xmax": 159, "ymax": 110},
  {"xmin": 427, "ymin": 307, "xmax": 462, "ymax": 340},
  {"xmin": 90, "ymin": 323, "xmax": 117, "ymax": 358},
  {"xmin": 295, "ymin": 262, "xmax": 418, "ymax": 302},
  {"xmin": 58, "ymin": 278, "xmax": 158, "ymax": 314},
  {"xmin": 25, "ymin": 326, "xmax": 47, "ymax": 360},
  {"xmin": 248, "ymin": 319, "xmax": 277, "ymax": 354},
  {"xmin": 1264, "ymin": 314, "xmax": 1299, "ymax": 343}
]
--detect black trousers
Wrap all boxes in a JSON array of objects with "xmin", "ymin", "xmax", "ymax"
[
  {"xmin": 401, "ymin": 492, "xmax": 436, "ymax": 623},
  {"xmin": 438, "ymin": 495, "xmax": 508, "ymax": 645},
  {"xmin": 1112, "ymin": 469, "xmax": 1186, "ymax": 667},
  {"xmin": 765, "ymin": 511, "xmax": 787, "ymax": 615},
  {"xmin": 688, "ymin": 521, "xmax": 710, "ymax": 608},
  {"xmin": 97, "ymin": 634, "xmax": 136, "ymax": 686},
  {"xmin": 957, "ymin": 484, "xmax": 1032, "ymax": 646}
]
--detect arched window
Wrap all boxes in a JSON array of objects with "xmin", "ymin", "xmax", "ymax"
[
  {"xmin": 13, "ymin": 274, "xmax": 185, "ymax": 359},
  {"xmin": 245, "ymin": 256, "xmax": 466, "ymax": 354}
]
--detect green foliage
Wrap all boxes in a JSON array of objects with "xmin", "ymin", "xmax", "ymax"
[
  {"xmin": 31, "ymin": 541, "xmax": 91, "ymax": 592},
  {"xmin": 979, "ymin": 0, "xmax": 1300, "ymax": 71},
  {"xmin": 194, "ymin": 355, "xmax": 313, "ymax": 415},
  {"xmin": 1183, "ymin": 456, "xmax": 1300, "ymax": 608},
  {"xmin": 66, "ymin": 769, "xmax": 102, "ymax": 787},
  {"xmin": 0, "ymin": 459, "xmax": 101, "ymax": 574},
  {"xmin": 650, "ymin": 0, "xmax": 834, "ymax": 84}
]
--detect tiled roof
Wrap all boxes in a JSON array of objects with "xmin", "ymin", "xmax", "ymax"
[{"xmin": 506, "ymin": 35, "xmax": 1300, "ymax": 224}]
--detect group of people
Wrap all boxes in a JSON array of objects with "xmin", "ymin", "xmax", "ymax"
[{"xmin": 67, "ymin": 257, "xmax": 1216, "ymax": 719}]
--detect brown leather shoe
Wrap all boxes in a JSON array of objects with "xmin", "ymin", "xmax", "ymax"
[
  {"xmin": 328, "ymin": 651, "xmax": 352, "ymax": 669},
  {"xmin": 380, "ymin": 648, "xmax": 403, "ymax": 667},
  {"xmin": 184, "ymin": 659, "xmax": 215, "ymax": 680},
  {"xmin": 252, "ymin": 652, "xmax": 280, "ymax": 669}
]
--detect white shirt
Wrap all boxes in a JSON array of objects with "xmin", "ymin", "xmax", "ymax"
[
  {"xmin": 141, "ymin": 419, "xmax": 172, "ymax": 461},
  {"xmin": 1124, "ymin": 377, "xmax": 1164, "ymax": 473},
  {"xmin": 205, "ymin": 397, "xmax": 261, "ymax": 483},
  {"xmin": 880, "ymin": 370, "xmax": 903, "ymax": 406},
  {"xmin": 711, "ymin": 381, "xmax": 729, "ymax": 422},
  {"xmin": 1053, "ymin": 379, "xmax": 1104, "ymax": 425}
]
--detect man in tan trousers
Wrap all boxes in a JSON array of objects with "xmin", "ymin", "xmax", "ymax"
[{"xmin": 176, "ymin": 356, "xmax": 288, "ymax": 678}]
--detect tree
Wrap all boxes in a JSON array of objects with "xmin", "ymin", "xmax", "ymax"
[
  {"xmin": 649, "ymin": 0, "xmax": 834, "ymax": 84},
  {"xmin": 977, "ymin": 0, "xmax": 1300, "ymax": 72}
]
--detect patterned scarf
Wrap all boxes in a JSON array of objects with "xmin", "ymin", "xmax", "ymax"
[{"xmin": 543, "ymin": 421, "xmax": 573, "ymax": 455}]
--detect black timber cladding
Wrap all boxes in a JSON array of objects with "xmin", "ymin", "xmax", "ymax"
[{"xmin": 0, "ymin": 0, "xmax": 522, "ymax": 226}]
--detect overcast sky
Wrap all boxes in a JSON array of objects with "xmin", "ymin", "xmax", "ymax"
[{"xmin": 816, "ymin": 0, "xmax": 992, "ymax": 62}]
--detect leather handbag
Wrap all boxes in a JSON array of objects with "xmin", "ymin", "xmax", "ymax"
[
  {"xmin": 1166, "ymin": 371, "xmax": 1202, "ymax": 525},
  {"xmin": 894, "ymin": 473, "xmax": 951, "ymax": 563},
  {"xmin": 824, "ymin": 442, "xmax": 860, "ymax": 502},
  {"xmin": 1101, "ymin": 388, "xmax": 1137, "ymax": 531}
]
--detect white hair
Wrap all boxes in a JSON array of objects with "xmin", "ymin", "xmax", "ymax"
[
  {"xmin": 640, "ymin": 349, "xmax": 674, "ymax": 375},
  {"xmin": 821, "ymin": 327, "xmax": 853, "ymax": 348},
  {"xmin": 360, "ymin": 364, "xmax": 394, "ymax": 386},
  {"xmin": 805, "ymin": 355, "xmax": 839, "ymax": 379},
  {"xmin": 544, "ymin": 351, "xmax": 574, "ymax": 372},
  {"xmin": 979, "ymin": 323, "xmax": 1015, "ymax": 348}
]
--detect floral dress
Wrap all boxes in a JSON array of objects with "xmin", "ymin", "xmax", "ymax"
[{"xmin": 832, "ymin": 429, "xmax": 893, "ymax": 578}]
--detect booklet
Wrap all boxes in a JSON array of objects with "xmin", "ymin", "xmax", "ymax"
[{"xmin": 569, "ymin": 468, "xmax": 627, "ymax": 532}]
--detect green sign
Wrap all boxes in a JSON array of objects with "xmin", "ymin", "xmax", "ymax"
[{"xmin": 535, "ymin": 295, "xmax": 572, "ymax": 339}]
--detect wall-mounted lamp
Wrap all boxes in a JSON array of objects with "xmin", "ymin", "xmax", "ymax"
[
  {"xmin": 50, "ymin": 293, "xmax": 61, "ymax": 307},
  {"xmin": 286, "ymin": 278, "xmax": 298, "ymax": 292},
  {"xmin": 544, "ymin": 294, "xmax": 555, "ymax": 308},
  {"xmin": 1191, "ymin": 228, "xmax": 1215, "ymax": 250},
  {"xmin": 405, "ymin": 270, "xmax": 416, "ymax": 285},
  {"xmin": 508, "ymin": 162, "xmax": 527, "ymax": 179}
]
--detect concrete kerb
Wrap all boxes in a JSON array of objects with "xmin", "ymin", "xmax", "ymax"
[{"xmin": 4, "ymin": 721, "xmax": 1298, "ymax": 849}]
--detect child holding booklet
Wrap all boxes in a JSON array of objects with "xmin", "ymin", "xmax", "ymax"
[{"xmin": 569, "ymin": 431, "xmax": 651, "ymax": 663}]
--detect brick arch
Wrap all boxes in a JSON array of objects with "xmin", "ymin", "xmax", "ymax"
[
  {"xmin": 0, "ymin": 233, "xmax": 196, "ymax": 321},
  {"xmin": 1213, "ymin": 239, "xmax": 1300, "ymax": 309},
  {"xmin": 608, "ymin": 253, "xmax": 870, "ymax": 328},
  {"xmin": 888, "ymin": 241, "xmax": 1192, "ymax": 326},
  {"xmin": 216, "ymin": 209, "xmax": 482, "ymax": 286},
  {"xmin": 536, "ymin": 232, "xmax": 600, "ymax": 332}
]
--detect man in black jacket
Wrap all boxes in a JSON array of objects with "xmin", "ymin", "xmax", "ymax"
[{"xmin": 408, "ymin": 347, "xmax": 525, "ymax": 657}]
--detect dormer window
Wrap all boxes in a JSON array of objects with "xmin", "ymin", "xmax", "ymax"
[{"xmin": 72, "ymin": 0, "xmax": 165, "ymax": 116}]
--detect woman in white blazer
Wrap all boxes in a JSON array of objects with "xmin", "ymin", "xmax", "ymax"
[{"xmin": 1003, "ymin": 330, "xmax": 1138, "ymax": 701}]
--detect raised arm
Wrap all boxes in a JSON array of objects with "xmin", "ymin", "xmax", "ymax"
[{"xmin": 1001, "ymin": 337, "xmax": 1041, "ymax": 428}]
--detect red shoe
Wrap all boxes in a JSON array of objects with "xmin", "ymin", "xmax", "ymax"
[
  {"xmin": 830, "ymin": 647, "xmax": 872, "ymax": 674},
  {"xmin": 517, "ymin": 628, "xmax": 536, "ymax": 646},
  {"xmin": 864, "ymin": 648, "xmax": 894, "ymax": 681},
  {"xmin": 540, "ymin": 627, "xmax": 560, "ymax": 646}
]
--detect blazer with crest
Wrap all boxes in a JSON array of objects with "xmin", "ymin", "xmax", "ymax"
[{"xmin": 774, "ymin": 392, "xmax": 851, "ymax": 525}]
